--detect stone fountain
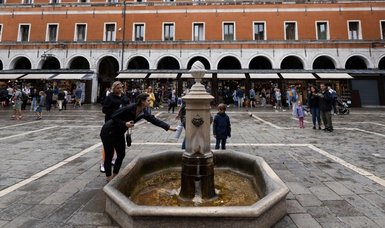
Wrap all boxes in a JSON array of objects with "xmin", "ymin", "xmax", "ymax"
[{"xmin": 103, "ymin": 61, "xmax": 289, "ymax": 227}]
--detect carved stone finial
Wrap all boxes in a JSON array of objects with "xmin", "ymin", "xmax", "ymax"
[{"xmin": 189, "ymin": 61, "xmax": 206, "ymax": 82}]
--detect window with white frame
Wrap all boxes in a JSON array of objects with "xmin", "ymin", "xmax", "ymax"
[
  {"xmin": 134, "ymin": 24, "xmax": 145, "ymax": 41},
  {"xmin": 316, "ymin": 22, "xmax": 328, "ymax": 40},
  {"xmin": 46, "ymin": 24, "xmax": 58, "ymax": 42},
  {"xmin": 223, "ymin": 22, "xmax": 235, "ymax": 41},
  {"xmin": 18, "ymin": 24, "xmax": 30, "ymax": 42},
  {"xmin": 193, "ymin": 23, "xmax": 204, "ymax": 41},
  {"xmin": 0, "ymin": 24, "xmax": 2, "ymax": 42},
  {"xmin": 104, "ymin": 23, "xmax": 116, "ymax": 41},
  {"xmin": 348, "ymin": 21, "xmax": 361, "ymax": 40},
  {"xmin": 253, "ymin": 22, "xmax": 265, "ymax": 40},
  {"xmin": 78, "ymin": 0, "xmax": 87, "ymax": 3},
  {"xmin": 106, "ymin": 0, "xmax": 118, "ymax": 3},
  {"xmin": 163, "ymin": 23, "xmax": 174, "ymax": 41},
  {"xmin": 75, "ymin": 24, "xmax": 87, "ymax": 42},
  {"xmin": 22, "ymin": 0, "xmax": 32, "ymax": 4},
  {"xmin": 285, "ymin": 22, "xmax": 297, "ymax": 40},
  {"xmin": 380, "ymin": 21, "xmax": 385, "ymax": 40},
  {"xmin": 0, "ymin": 0, "xmax": 4, "ymax": 4},
  {"xmin": 51, "ymin": 0, "xmax": 60, "ymax": 4}
]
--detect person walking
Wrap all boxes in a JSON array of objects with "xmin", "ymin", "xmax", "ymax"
[
  {"xmin": 213, "ymin": 104, "xmax": 231, "ymax": 150},
  {"xmin": 275, "ymin": 88, "xmax": 282, "ymax": 111},
  {"xmin": 146, "ymin": 86, "xmax": 156, "ymax": 110},
  {"xmin": 100, "ymin": 93, "xmax": 176, "ymax": 182},
  {"xmin": 319, "ymin": 83, "xmax": 334, "ymax": 132},
  {"xmin": 30, "ymin": 88, "xmax": 38, "ymax": 111},
  {"xmin": 260, "ymin": 88, "xmax": 266, "ymax": 107},
  {"xmin": 328, "ymin": 85, "xmax": 338, "ymax": 115},
  {"xmin": 289, "ymin": 86, "xmax": 297, "ymax": 110},
  {"xmin": 74, "ymin": 87, "xmax": 82, "ymax": 108},
  {"xmin": 307, "ymin": 86, "xmax": 322, "ymax": 130},
  {"xmin": 35, "ymin": 91, "xmax": 46, "ymax": 120},
  {"xmin": 294, "ymin": 100, "xmax": 306, "ymax": 128},
  {"xmin": 249, "ymin": 88, "xmax": 256, "ymax": 109},
  {"xmin": 168, "ymin": 90, "xmax": 177, "ymax": 113},
  {"xmin": 236, "ymin": 86, "xmax": 244, "ymax": 108},
  {"xmin": 45, "ymin": 87, "xmax": 53, "ymax": 112},
  {"xmin": 57, "ymin": 88, "xmax": 65, "ymax": 111},
  {"xmin": 10, "ymin": 86, "xmax": 23, "ymax": 120}
]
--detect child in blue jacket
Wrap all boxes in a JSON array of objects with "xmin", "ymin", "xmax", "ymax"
[{"xmin": 213, "ymin": 103, "xmax": 231, "ymax": 150}]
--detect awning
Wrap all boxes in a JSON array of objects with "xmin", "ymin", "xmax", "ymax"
[
  {"xmin": 0, "ymin": 74, "xmax": 25, "ymax": 80},
  {"xmin": 180, "ymin": 74, "xmax": 212, "ymax": 79},
  {"xmin": 281, "ymin": 73, "xmax": 315, "ymax": 79},
  {"xmin": 249, "ymin": 73, "xmax": 280, "ymax": 79},
  {"xmin": 148, "ymin": 74, "xmax": 177, "ymax": 79},
  {"xmin": 116, "ymin": 73, "xmax": 148, "ymax": 79},
  {"xmin": 20, "ymin": 74, "xmax": 56, "ymax": 79},
  {"xmin": 217, "ymin": 74, "xmax": 246, "ymax": 79},
  {"xmin": 316, "ymin": 73, "xmax": 353, "ymax": 79},
  {"xmin": 52, "ymin": 73, "xmax": 94, "ymax": 80}
]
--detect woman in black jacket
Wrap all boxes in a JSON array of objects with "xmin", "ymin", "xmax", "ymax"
[
  {"xmin": 102, "ymin": 81, "xmax": 124, "ymax": 122},
  {"xmin": 307, "ymin": 86, "xmax": 322, "ymax": 130},
  {"xmin": 100, "ymin": 93, "xmax": 176, "ymax": 182}
]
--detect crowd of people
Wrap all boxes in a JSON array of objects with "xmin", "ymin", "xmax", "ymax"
[{"xmin": 0, "ymin": 82, "xmax": 84, "ymax": 120}]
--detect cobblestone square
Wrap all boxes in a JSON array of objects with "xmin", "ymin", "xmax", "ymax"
[{"xmin": 0, "ymin": 105, "xmax": 384, "ymax": 227}]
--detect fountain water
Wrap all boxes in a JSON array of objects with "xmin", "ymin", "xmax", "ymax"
[{"xmin": 103, "ymin": 61, "xmax": 289, "ymax": 227}]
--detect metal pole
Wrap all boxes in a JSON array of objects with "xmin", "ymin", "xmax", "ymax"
[{"xmin": 121, "ymin": 1, "xmax": 127, "ymax": 71}]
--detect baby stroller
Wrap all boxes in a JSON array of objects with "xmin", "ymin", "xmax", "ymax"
[{"xmin": 336, "ymin": 98, "xmax": 350, "ymax": 115}]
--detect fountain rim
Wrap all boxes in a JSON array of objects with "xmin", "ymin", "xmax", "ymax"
[{"xmin": 103, "ymin": 150, "xmax": 289, "ymax": 218}]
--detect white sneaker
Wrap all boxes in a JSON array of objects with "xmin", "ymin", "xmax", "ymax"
[
  {"xmin": 112, "ymin": 159, "xmax": 116, "ymax": 166},
  {"xmin": 100, "ymin": 164, "xmax": 105, "ymax": 173}
]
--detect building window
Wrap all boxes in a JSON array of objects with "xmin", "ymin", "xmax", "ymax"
[
  {"xmin": 223, "ymin": 22, "xmax": 235, "ymax": 41},
  {"xmin": 104, "ymin": 23, "xmax": 116, "ymax": 41},
  {"xmin": 134, "ymin": 24, "xmax": 145, "ymax": 41},
  {"xmin": 285, "ymin": 22, "xmax": 297, "ymax": 40},
  {"xmin": 51, "ymin": 0, "xmax": 60, "ymax": 3},
  {"xmin": 0, "ymin": 0, "xmax": 3, "ymax": 4},
  {"xmin": 164, "ymin": 0, "xmax": 174, "ymax": 2},
  {"xmin": 163, "ymin": 23, "xmax": 174, "ymax": 41},
  {"xmin": 75, "ymin": 24, "xmax": 87, "ymax": 42},
  {"xmin": 18, "ymin": 24, "xmax": 30, "ymax": 42},
  {"xmin": 316, "ymin": 22, "xmax": 328, "ymax": 40},
  {"xmin": 348, "ymin": 21, "xmax": 361, "ymax": 40},
  {"xmin": 0, "ymin": 25, "xmax": 2, "ymax": 42},
  {"xmin": 78, "ymin": 0, "xmax": 87, "ymax": 3},
  {"xmin": 22, "ymin": 0, "xmax": 32, "ymax": 4},
  {"xmin": 380, "ymin": 21, "xmax": 385, "ymax": 40},
  {"xmin": 46, "ymin": 24, "xmax": 58, "ymax": 42},
  {"xmin": 253, "ymin": 22, "xmax": 265, "ymax": 40},
  {"xmin": 106, "ymin": 0, "xmax": 118, "ymax": 3},
  {"xmin": 193, "ymin": 23, "xmax": 204, "ymax": 41}
]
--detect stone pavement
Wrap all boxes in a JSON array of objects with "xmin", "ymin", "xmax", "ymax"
[{"xmin": 0, "ymin": 104, "xmax": 384, "ymax": 227}]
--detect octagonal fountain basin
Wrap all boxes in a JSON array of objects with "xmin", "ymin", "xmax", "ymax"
[{"xmin": 103, "ymin": 150, "xmax": 289, "ymax": 228}]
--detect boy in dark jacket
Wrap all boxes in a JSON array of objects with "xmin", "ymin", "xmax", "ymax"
[{"xmin": 213, "ymin": 103, "xmax": 231, "ymax": 150}]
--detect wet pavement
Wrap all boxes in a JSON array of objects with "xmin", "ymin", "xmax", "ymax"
[{"xmin": 0, "ymin": 104, "xmax": 384, "ymax": 227}]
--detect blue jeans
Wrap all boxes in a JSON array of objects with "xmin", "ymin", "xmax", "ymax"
[
  {"xmin": 30, "ymin": 97, "xmax": 37, "ymax": 111},
  {"xmin": 311, "ymin": 107, "xmax": 321, "ymax": 127}
]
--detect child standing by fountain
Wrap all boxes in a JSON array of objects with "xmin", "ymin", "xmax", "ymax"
[{"xmin": 213, "ymin": 103, "xmax": 231, "ymax": 150}]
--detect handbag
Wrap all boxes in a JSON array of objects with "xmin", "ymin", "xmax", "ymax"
[{"xmin": 126, "ymin": 128, "xmax": 132, "ymax": 147}]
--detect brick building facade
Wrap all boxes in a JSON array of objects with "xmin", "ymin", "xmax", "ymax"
[{"xmin": 0, "ymin": 1, "xmax": 384, "ymax": 105}]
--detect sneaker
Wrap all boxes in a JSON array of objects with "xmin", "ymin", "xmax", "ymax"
[
  {"xmin": 318, "ymin": 126, "xmax": 322, "ymax": 130},
  {"xmin": 313, "ymin": 126, "xmax": 316, "ymax": 130},
  {"xmin": 100, "ymin": 164, "xmax": 105, "ymax": 173},
  {"xmin": 111, "ymin": 159, "xmax": 116, "ymax": 166}
]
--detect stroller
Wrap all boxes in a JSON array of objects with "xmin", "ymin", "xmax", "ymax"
[{"xmin": 336, "ymin": 98, "xmax": 350, "ymax": 115}]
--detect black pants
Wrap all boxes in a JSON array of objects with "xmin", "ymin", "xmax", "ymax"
[
  {"xmin": 215, "ymin": 138, "xmax": 227, "ymax": 150},
  {"xmin": 101, "ymin": 133, "xmax": 126, "ymax": 177},
  {"xmin": 168, "ymin": 103, "xmax": 176, "ymax": 113}
]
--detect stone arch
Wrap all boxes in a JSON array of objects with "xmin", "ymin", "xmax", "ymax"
[
  {"xmin": 0, "ymin": 60, "xmax": 3, "ymax": 70},
  {"xmin": 312, "ymin": 56, "xmax": 336, "ymax": 69},
  {"xmin": 280, "ymin": 55, "xmax": 304, "ymax": 69},
  {"xmin": 11, "ymin": 56, "xmax": 32, "ymax": 69},
  {"xmin": 378, "ymin": 56, "xmax": 385, "ymax": 70},
  {"xmin": 127, "ymin": 56, "xmax": 150, "ymax": 69},
  {"xmin": 248, "ymin": 56, "xmax": 273, "ymax": 69},
  {"xmin": 187, "ymin": 56, "xmax": 211, "ymax": 70},
  {"xmin": 40, "ymin": 56, "xmax": 61, "ymax": 69},
  {"xmin": 217, "ymin": 56, "xmax": 241, "ymax": 69},
  {"xmin": 157, "ymin": 56, "xmax": 180, "ymax": 69},
  {"xmin": 68, "ymin": 56, "xmax": 90, "ymax": 69},
  {"xmin": 345, "ymin": 56, "xmax": 368, "ymax": 70}
]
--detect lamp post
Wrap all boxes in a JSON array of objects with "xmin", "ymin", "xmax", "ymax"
[{"xmin": 120, "ymin": 0, "xmax": 127, "ymax": 71}]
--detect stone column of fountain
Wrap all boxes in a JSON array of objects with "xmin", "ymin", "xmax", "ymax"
[{"xmin": 179, "ymin": 61, "xmax": 216, "ymax": 201}]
